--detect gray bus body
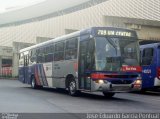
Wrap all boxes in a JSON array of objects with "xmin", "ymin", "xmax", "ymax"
[{"xmin": 19, "ymin": 27, "xmax": 142, "ymax": 96}]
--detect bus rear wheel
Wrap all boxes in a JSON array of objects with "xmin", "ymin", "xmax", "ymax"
[
  {"xmin": 31, "ymin": 76, "xmax": 38, "ymax": 89},
  {"xmin": 68, "ymin": 79, "xmax": 79, "ymax": 96},
  {"xmin": 103, "ymin": 92, "xmax": 115, "ymax": 98}
]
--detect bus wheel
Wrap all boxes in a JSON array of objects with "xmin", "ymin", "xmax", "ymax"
[
  {"xmin": 31, "ymin": 76, "xmax": 38, "ymax": 89},
  {"xmin": 68, "ymin": 79, "xmax": 78, "ymax": 96},
  {"xmin": 103, "ymin": 92, "xmax": 115, "ymax": 98}
]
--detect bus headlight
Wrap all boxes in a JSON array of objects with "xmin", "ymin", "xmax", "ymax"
[
  {"xmin": 133, "ymin": 79, "xmax": 142, "ymax": 89},
  {"xmin": 94, "ymin": 79, "xmax": 104, "ymax": 84},
  {"xmin": 98, "ymin": 80, "xmax": 104, "ymax": 84},
  {"xmin": 134, "ymin": 79, "xmax": 142, "ymax": 85}
]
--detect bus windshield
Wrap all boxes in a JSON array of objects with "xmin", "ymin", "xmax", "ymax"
[{"xmin": 95, "ymin": 37, "xmax": 139, "ymax": 71}]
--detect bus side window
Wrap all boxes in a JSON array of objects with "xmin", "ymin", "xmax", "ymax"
[
  {"xmin": 54, "ymin": 42, "xmax": 64, "ymax": 61},
  {"xmin": 30, "ymin": 49, "xmax": 36, "ymax": 63},
  {"xmin": 36, "ymin": 48, "xmax": 40, "ymax": 63},
  {"xmin": 37, "ymin": 48, "xmax": 41, "ymax": 63},
  {"xmin": 142, "ymin": 48, "xmax": 154, "ymax": 65},
  {"xmin": 65, "ymin": 38, "xmax": 78, "ymax": 60},
  {"xmin": 36, "ymin": 48, "xmax": 45, "ymax": 63},
  {"xmin": 24, "ymin": 53, "xmax": 29, "ymax": 66},
  {"xmin": 45, "ymin": 45, "xmax": 54, "ymax": 63}
]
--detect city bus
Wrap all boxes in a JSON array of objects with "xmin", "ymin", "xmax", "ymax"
[
  {"xmin": 140, "ymin": 41, "xmax": 160, "ymax": 90},
  {"xmin": 19, "ymin": 27, "xmax": 142, "ymax": 97}
]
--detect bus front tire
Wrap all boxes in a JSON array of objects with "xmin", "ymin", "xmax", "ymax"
[
  {"xmin": 103, "ymin": 92, "xmax": 115, "ymax": 98},
  {"xmin": 31, "ymin": 76, "xmax": 38, "ymax": 89},
  {"xmin": 68, "ymin": 79, "xmax": 79, "ymax": 96}
]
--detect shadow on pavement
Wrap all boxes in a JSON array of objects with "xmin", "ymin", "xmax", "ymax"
[
  {"xmin": 132, "ymin": 90, "xmax": 160, "ymax": 96},
  {"xmin": 23, "ymin": 86, "xmax": 137, "ymax": 103}
]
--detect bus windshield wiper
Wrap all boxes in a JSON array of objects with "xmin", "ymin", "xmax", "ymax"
[{"xmin": 107, "ymin": 38, "xmax": 118, "ymax": 55}]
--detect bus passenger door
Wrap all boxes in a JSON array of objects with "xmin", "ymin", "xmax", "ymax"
[
  {"xmin": 141, "ymin": 48, "xmax": 156, "ymax": 89},
  {"xmin": 79, "ymin": 39, "xmax": 94, "ymax": 90}
]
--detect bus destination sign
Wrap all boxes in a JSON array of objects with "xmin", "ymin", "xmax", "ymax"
[{"xmin": 96, "ymin": 30, "xmax": 134, "ymax": 37}]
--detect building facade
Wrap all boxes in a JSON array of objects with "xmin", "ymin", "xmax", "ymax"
[{"xmin": 0, "ymin": 0, "xmax": 160, "ymax": 76}]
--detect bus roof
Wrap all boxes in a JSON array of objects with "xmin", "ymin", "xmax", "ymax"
[
  {"xmin": 139, "ymin": 40, "xmax": 160, "ymax": 45},
  {"xmin": 20, "ymin": 27, "xmax": 137, "ymax": 53},
  {"xmin": 140, "ymin": 42, "xmax": 160, "ymax": 49}
]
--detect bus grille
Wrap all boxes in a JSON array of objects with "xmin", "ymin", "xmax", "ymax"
[{"xmin": 110, "ymin": 80, "xmax": 133, "ymax": 84}]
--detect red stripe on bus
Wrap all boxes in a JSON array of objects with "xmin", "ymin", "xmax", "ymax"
[
  {"xmin": 121, "ymin": 66, "xmax": 142, "ymax": 72},
  {"xmin": 42, "ymin": 64, "xmax": 48, "ymax": 86},
  {"xmin": 34, "ymin": 66, "xmax": 41, "ymax": 85}
]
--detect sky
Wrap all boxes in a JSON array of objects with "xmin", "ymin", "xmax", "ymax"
[{"xmin": 0, "ymin": 0, "xmax": 46, "ymax": 13}]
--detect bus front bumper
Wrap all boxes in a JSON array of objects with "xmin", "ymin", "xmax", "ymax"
[{"xmin": 93, "ymin": 80, "xmax": 141, "ymax": 93}]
